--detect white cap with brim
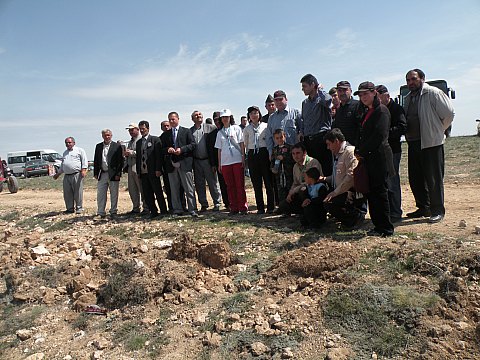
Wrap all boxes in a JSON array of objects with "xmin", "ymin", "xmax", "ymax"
[{"xmin": 219, "ymin": 109, "xmax": 232, "ymax": 117}]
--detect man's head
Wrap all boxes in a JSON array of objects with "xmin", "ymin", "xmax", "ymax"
[
  {"xmin": 191, "ymin": 110, "xmax": 203, "ymax": 127},
  {"xmin": 65, "ymin": 137, "xmax": 75, "ymax": 151},
  {"xmin": 406, "ymin": 69, "xmax": 425, "ymax": 93},
  {"xmin": 324, "ymin": 128, "xmax": 346, "ymax": 156},
  {"xmin": 273, "ymin": 128, "xmax": 286, "ymax": 146},
  {"xmin": 265, "ymin": 94, "xmax": 276, "ymax": 115},
  {"xmin": 126, "ymin": 123, "xmax": 139, "ymax": 138},
  {"xmin": 336, "ymin": 81, "xmax": 352, "ymax": 105},
  {"xmin": 101, "ymin": 129, "xmax": 112, "ymax": 144},
  {"xmin": 168, "ymin": 111, "xmax": 180, "ymax": 128},
  {"xmin": 300, "ymin": 74, "xmax": 319, "ymax": 98},
  {"xmin": 273, "ymin": 90, "xmax": 288, "ymax": 112},
  {"xmin": 305, "ymin": 167, "xmax": 321, "ymax": 185},
  {"xmin": 329, "ymin": 87, "xmax": 340, "ymax": 107},
  {"xmin": 212, "ymin": 111, "xmax": 222, "ymax": 129},
  {"xmin": 375, "ymin": 85, "xmax": 390, "ymax": 106},
  {"xmin": 138, "ymin": 120, "xmax": 150, "ymax": 137},
  {"xmin": 240, "ymin": 116, "xmax": 248, "ymax": 127},
  {"xmin": 161, "ymin": 120, "xmax": 170, "ymax": 132},
  {"xmin": 291, "ymin": 142, "xmax": 307, "ymax": 164}
]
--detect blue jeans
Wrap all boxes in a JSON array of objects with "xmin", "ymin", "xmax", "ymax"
[{"xmin": 387, "ymin": 152, "xmax": 402, "ymax": 219}]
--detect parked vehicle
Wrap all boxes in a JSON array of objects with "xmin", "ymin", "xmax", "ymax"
[
  {"xmin": 7, "ymin": 149, "xmax": 62, "ymax": 176},
  {"xmin": 23, "ymin": 159, "xmax": 50, "ymax": 178},
  {"xmin": 0, "ymin": 157, "xmax": 19, "ymax": 193}
]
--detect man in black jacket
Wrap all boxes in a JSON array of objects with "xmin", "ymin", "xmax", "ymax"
[
  {"xmin": 136, "ymin": 120, "xmax": 168, "ymax": 218},
  {"xmin": 376, "ymin": 85, "xmax": 407, "ymax": 222},
  {"xmin": 93, "ymin": 129, "xmax": 124, "ymax": 218},
  {"xmin": 160, "ymin": 112, "xmax": 198, "ymax": 217}
]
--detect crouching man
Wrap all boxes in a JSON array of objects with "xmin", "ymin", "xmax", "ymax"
[{"xmin": 322, "ymin": 128, "xmax": 365, "ymax": 228}]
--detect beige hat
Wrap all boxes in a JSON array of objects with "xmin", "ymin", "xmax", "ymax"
[{"xmin": 125, "ymin": 122, "xmax": 138, "ymax": 130}]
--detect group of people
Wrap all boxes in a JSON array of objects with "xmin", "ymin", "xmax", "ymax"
[{"xmin": 54, "ymin": 69, "xmax": 454, "ymax": 237}]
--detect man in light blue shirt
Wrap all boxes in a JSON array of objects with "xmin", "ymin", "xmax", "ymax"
[{"xmin": 266, "ymin": 90, "xmax": 302, "ymax": 157}]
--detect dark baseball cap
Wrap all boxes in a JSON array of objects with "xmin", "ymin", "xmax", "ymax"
[
  {"xmin": 336, "ymin": 81, "xmax": 351, "ymax": 89},
  {"xmin": 353, "ymin": 81, "xmax": 376, "ymax": 96},
  {"xmin": 273, "ymin": 90, "xmax": 287, "ymax": 99},
  {"xmin": 375, "ymin": 85, "xmax": 389, "ymax": 94}
]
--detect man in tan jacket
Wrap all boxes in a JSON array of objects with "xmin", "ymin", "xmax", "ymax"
[{"xmin": 322, "ymin": 128, "xmax": 365, "ymax": 228}]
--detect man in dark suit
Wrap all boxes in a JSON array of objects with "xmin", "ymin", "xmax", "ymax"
[
  {"xmin": 160, "ymin": 112, "xmax": 198, "ymax": 217},
  {"xmin": 136, "ymin": 120, "xmax": 168, "ymax": 218},
  {"xmin": 93, "ymin": 129, "xmax": 124, "ymax": 218}
]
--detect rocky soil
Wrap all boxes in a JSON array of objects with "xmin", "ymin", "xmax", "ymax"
[{"xmin": 1, "ymin": 160, "xmax": 480, "ymax": 359}]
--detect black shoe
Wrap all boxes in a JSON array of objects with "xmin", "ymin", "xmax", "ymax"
[
  {"xmin": 199, "ymin": 206, "xmax": 208, "ymax": 213},
  {"xmin": 149, "ymin": 213, "xmax": 160, "ymax": 219},
  {"xmin": 63, "ymin": 210, "xmax": 75, "ymax": 214},
  {"xmin": 391, "ymin": 216, "xmax": 403, "ymax": 223},
  {"xmin": 366, "ymin": 229, "xmax": 393, "ymax": 237},
  {"xmin": 406, "ymin": 209, "xmax": 431, "ymax": 218},
  {"xmin": 256, "ymin": 209, "xmax": 265, "ymax": 215},
  {"xmin": 428, "ymin": 214, "xmax": 444, "ymax": 223}
]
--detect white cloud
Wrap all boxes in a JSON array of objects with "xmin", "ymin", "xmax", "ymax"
[
  {"xmin": 70, "ymin": 34, "xmax": 278, "ymax": 102},
  {"xmin": 317, "ymin": 28, "xmax": 360, "ymax": 57}
]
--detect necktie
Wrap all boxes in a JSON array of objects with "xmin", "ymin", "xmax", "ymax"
[
  {"xmin": 253, "ymin": 125, "xmax": 259, "ymax": 154},
  {"xmin": 173, "ymin": 128, "xmax": 177, "ymax": 148},
  {"xmin": 142, "ymin": 137, "xmax": 147, "ymax": 171}
]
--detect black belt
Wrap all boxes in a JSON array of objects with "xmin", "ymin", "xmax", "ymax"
[
  {"xmin": 306, "ymin": 131, "xmax": 327, "ymax": 141},
  {"xmin": 65, "ymin": 172, "xmax": 79, "ymax": 175},
  {"xmin": 194, "ymin": 157, "xmax": 209, "ymax": 160}
]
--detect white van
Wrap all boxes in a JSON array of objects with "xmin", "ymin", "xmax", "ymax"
[{"xmin": 7, "ymin": 149, "xmax": 62, "ymax": 176}]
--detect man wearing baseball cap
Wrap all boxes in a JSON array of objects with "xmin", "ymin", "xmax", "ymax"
[
  {"xmin": 333, "ymin": 81, "xmax": 362, "ymax": 146},
  {"xmin": 266, "ymin": 90, "xmax": 302, "ymax": 156},
  {"xmin": 124, "ymin": 122, "xmax": 148, "ymax": 215}
]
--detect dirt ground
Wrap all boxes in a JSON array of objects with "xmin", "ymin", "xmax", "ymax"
[{"xmin": 1, "ymin": 172, "xmax": 480, "ymax": 360}]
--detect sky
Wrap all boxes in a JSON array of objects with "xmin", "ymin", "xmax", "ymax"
[{"xmin": 1, "ymin": 0, "xmax": 480, "ymax": 160}]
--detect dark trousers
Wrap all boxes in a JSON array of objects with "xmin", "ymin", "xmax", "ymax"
[
  {"xmin": 248, "ymin": 148, "xmax": 275, "ymax": 212},
  {"xmin": 272, "ymin": 176, "xmax": 280, "ymax": 206},
  {"xmin": 141, "ymin": 173, "xmax": 168, "ymax": 215},
  {"xmin": 217, "ymin": 171, "xmax": 230, "ymax": 208},
  {"xmin": 325, "ymin": 192, "xmax": 362, "ymax": 227},
  {"xmin": 366, "ymin": 180, "xmax": 394, "ymax": 235},
  {"xmin": 408, "ymin": 141, "xmax": 445, "ymax": 216},
  {"xmin": 277, "ymin": 193, "xmax": 305, "ymax": 215},
  {"xmin": 304, "ymin": 133, "xmax": 333, "ymax": 177},
  {"xmin": 302, "ymin": 197, "xmax": 327, "ymax": 227},
  {"xmin": 387, "ymin": 152, "xmax": 403, "ymax": 219}
]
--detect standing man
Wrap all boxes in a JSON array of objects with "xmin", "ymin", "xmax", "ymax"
[
  {"xmin": 136, "ymin": 120, "xmax": 168, "ymax": 219},
  {"xmin": 376, "ymin": 85, "xmax": 407, "ymax": 222},
  {"xmin": 190, "ymin": 110, "xmax": 222, "ymax": 212},
  {"xmin": 160, "ymin": 112, "xmax": 198, "ymax": 217},
  {"xmin": 329, "ymin": 87, "xmax": 340, "ymax": 120},
  {"xmin": 124, "ymin": 122, "xmax": 148, "ymax": 215},
  {"xmin": 239, "ymin": 116, "xmax": 248, "ymax": 130},
  {"xmin": 262, "ymin": 94, "xmax": 276, "ymax": 123},
  {"xmin": 266, "ymin": 90, "xmax": 302, "ymax": 157},
  {"xmin": 404, "ymin": 69, "xmax": 454, "ymax": 223},
  {"xmin": 333, "ymin": 81, "xmax": 361, "ymax": 146},
  {"xmin": 299, "ymin": 73, "xmax": 333, "ymax": 176},
  {"xmin": 93, "ymin": 129, "xmax": 123, "ymax": 218},
  {"xmin": 53, "ymin": 137, "xmax": 88, "ymax": 214}
]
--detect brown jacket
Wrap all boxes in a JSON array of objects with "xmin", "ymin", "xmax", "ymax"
[
  {"xmin": 325, "ymin": 142, "xmax": 357, "ymax": 198},
  {"xmin": 290, "ymin": 156, "xmax": 322, "ymax": 195}
]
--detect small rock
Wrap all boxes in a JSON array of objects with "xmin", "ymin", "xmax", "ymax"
[
  {"xmin": 238, "ymin": 279, "xmax": 252, "ymax": 291},
  {"xmin": 73, "ymin": 330, "xmax": 85, "ymax": 340},
  {"xmin": 139, "ymin": 244, "xmax": 149, "ymax": 253},
  {"xmin": 192, "ymin": 312, "xmax": 207, "ymax": 326},
  {"xmin": 34, "ymin": 227, "xmax": 45, "ymax": 234},
  {"xmin": 153, "ymin": 240, "xmax": 173, "ymax": 249},
  {"xmin": 34, "ymin": 337, "xmax": 45, "ymax": 344},
  {"xmin": 269, "ymin": 313, "xmax": 282, "ymax": 325},
  {"xmin": 202, "ymin": 331, "xmax": 221, "ymax": 347},
  {"xmin": 251, "ymin": 341, "xmax": 269, "ymax": 356},
  {"xmin": 228, "ymin": 313, "xmax": 241, "ymax": 322},
  {"xmin": 91, "ymin": 350, "xmax": 103, "ymax": 359},
  {"xmin": 24, "ymin": 354, "xmax": 45, "ymax": 360},
  {"xmin": 133, "ymin": 258, "xmax": 144, "ymax": 269},
  {"xmin": 92, "ymin": 337, "xmax": 109, "ymax": 350},
  {"xmin": 475, "ymin": 226, "xmax": 480, "ymax": 235},
  {"xmin": 458, "ymin": 266, "xmax": 469, "ymax": 276},
  {"xmin": 372, "ymin": 351, "xmax": 378, "ymax": 359},
  {"xmin": 16, "ymin": 329, "xmax": 33, "ymax": 341},
  {"xmin": 236, "ymin": 264, "xmax": 247, "ymax": 272},
  {"xmin": 325, "ymin": 347, "xmax": 354, "ymax": 360},
  {"xmin": 282, "ymin": 347, "xmax": 294, "ymax": 359},
  {"xmin": 226, "ymin": 232, "xmax": 234, "ymax": 238},
  {"xmin": 63, "ymin": 356, "xmax": 73, "ymax": 360},
  {"xmin": 31, "ymin": 245, "xmax": 50, "ymax": 256},
  {"xmin": 458, "ymin": 220, "xmax": 467, "ymax": 228}
]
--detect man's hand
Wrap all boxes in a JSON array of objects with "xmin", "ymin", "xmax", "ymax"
[
  {"xmin": 276, "ymin": 155, "xmax": 284, "ymax": 161},
  {"xmin": 212, "ymin": 166, "xmax": 217, "ymax": 173},
  {"xmin": 286, "ymin": 192, "xmax": 293, "ymax": 203},
  {"xmin": 324, "ymin": 192, "xmax": 335, "ymax": 203},
  {"xmin": 114, "ymin": 176, "xmax": 121, "ymax": 181},
  {"xmin": 301, "ymin": 199, "xmax": 311, "ymax": 207},
  {"xmin": 167, "ymin": 147, "xmax": 176, "ymax": 154},
  {"xmin": 173, "ymin": 148, "xmax": 182, "ymax": 156},
  {"xmin": 155, "ymin": 170, "xmax": 162, "ymax": 177},
  {"xmin": 218, "ymin": 165, "xmax": 222, "ymax": 174},
  {"xmin": 53, "ymin": 173, "xmax": 60, "ymax": 180},
  {"xmin": 80, "ymin": 169, "xmax": 87, "ymax": 178}
]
